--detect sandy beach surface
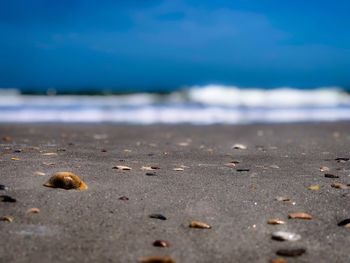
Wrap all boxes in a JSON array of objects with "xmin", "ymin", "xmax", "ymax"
[{"xmin": 1, "ymin": 123, "xmax": 350, "ymax": 263}]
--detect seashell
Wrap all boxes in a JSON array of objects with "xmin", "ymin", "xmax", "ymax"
[
  {"xmin": 272, "ymin": 231, "xmax": 301, "ymax": 241},
  {"xmin": 288, "ymin": 212, "xmax": 312, "ymax": 220},
  {"xmin": 138, "ymin": 256, "xmax": 175, "ymax": 263},
  {"xmin": 224, "ymin": 163, "xmax": 236, "ymax": 168},
  {"xmin": 331, "ymin": 182, "xmax": 348, "ymax": 189},
  {"xmin": 153, "ymin": 240, "xmax": 170, "ymax": 247},
  {"xmin": 173, "ymin": 167, "xmax": 184, "ymax": 171},
  {"xmin": 149, "ymin": 214, "xmax": 167, "ymax": 220},
  {"xmin": 267, "ymin": 219, "xmax": 286, "ymax": 225},
  {"xmin": 141, "ymin": 166, "xmax": 160, "ymax": 171},
  {"xmin": 337, "ymin": 218, "xmax": 350, "ymax": 226},
  {"xmin": 42, "ymin": 152, "xmax": 58, "ymax": 156},
  {"xmin": 34, "ymin": 171, "xmax": 46, "ymax": 176},
  {"xmin": 11, "ymin": 157, "xmax": 20, "ymax": 161},
  {"xmin": 232, "ymin": 144, "xmax": 247, "ymax": 150},
  {"xmin": 276, "ymin": 196, "xmax": 290, "ymax": 202},
  {"xmin": 26, "ymin": 208, "xmax": 40, "ymax": 214},
  {"xmin": 189, "ymin": 220, "xmax": 212, "ymax": 229},
  {"xmin": 320, "ymin": 166, "xmax": 330, "ymax": 172},
  {"xmin": 112, "ymin": 165, "xmax": 132, "ymax": 170},
  {"xmin": 270, "ymin": 164, "xmax": 280, "ymax": 169},
  {"xmin": 43, "ymin": 172, "xmax": 87, "ymax": 190},
  {"xmin": 0, "ymin": 195, "xmax": 16, "ymax": 202},
  {"xmin": 0, "ymin": 215, "xmax": 14, "ymax": 222},
  {"xmin": 308, "ymin": 185, "xmax": 320, "ymax": 190}
]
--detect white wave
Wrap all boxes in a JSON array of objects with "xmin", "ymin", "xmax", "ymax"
[{"xmin": 186, "ymin": 85, "xmax": 350, "ymax": 107}]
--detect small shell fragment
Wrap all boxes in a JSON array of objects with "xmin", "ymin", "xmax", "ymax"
[
  {"xmin": 308, "ymin": 185, "xmax": 320, "ymax": 191},
  {"xmin": 320, "ymin": 166, "xmax": 330, "ymax": 172},
  {"xmin": 276, "ymin": 196, "xmax": 290, "ymax": 202},
  {"xmin": 337, "ymin": 218, "xmax": 350, "ymax": 226},
  {"xmin": 118, "ymin": 196, "xmax": 129, "ymax": 201},
  {"xmin": 26, "ymin": 208, "xmax": 40, "ymax": 214},
  {"xmin": 325, "ymin": 173, "xmax": 339, "ymax": 178},
  {"xmin": 149, "ymin": 214, "xmax": 167, "ymax": 220},
  {"xmin": 224, "ymin": 162, "xmax": 236, "ymax": 168},
  {"xmin": 276, "ymin": 248, "xmax": 306, "ymax": 257},
  {"xmin": 113, "ymin": 165, "xmax": 132, "ymax": 170},
  {"xmin": 232, "ymin": 144, "xmax": 247, "ymax": 150},
  {"xmin": 0, "ymin": 216, "xmax": 14, "ymax": 222},
  {"xmin": 11, "ymin": 157, "xmax": 20, "ymax": 161},
  {"xmin": 288, "ymin": 212, "xmax": 312, "ymax": 220},
  {"xmin": 153, "ymin": 240, "xmax": 170, "ymax": 247},
  {"xmin": 270, "ymin": 258, "xmax": 287, "ymax": 263},
  {"xmin": 267, "ymin": 219, "xmax": 286, "ymax": 225},
  {"xmin": 141, "ymin": 166, "xmax": 160, "ymax": 171},
  {"xmin": 138, "ymin": 256, "xmax": 175, "ymax": 263},
  {"xmin": 173, "ymin": 167, "xmax": 184, "ymax": 171},
  {"xmin": 331, "ymin": 183, "xmax": 348, "ymax": 189},
  {"xmin": 42, "ymin": 152, "xmax": 58, "ymax": 156},
  {"xmin": 43, "ymin": 172, "xmax": 87, "ymax": 190},
  {"xmin": 34, "ymin": 171, "xmax": 46, "ymax": 176},
  {"xmin": 189, "ymin": 220, "xmax": 212, "ymax": 229},
  {"xmin": 272, "ymin": 231, "xmax": 301, "ymax": 241}
]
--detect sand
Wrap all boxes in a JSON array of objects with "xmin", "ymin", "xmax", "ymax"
[{"xmin": 1, "ymin": 123, "xmax": 350, "ymax": 263}]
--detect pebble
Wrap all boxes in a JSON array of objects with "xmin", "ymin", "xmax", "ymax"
[
  {"xmin": 308, "ymin": 185, "xmax": 320, "ymax": 191},
  {"xmin": 0, "ymin": 216, "xmax": 14, "ymax": 222},
  {"xmin": 11, "ymin": 157, "xmax": 20, "ymax": 161},
  {"xmin": 26, "ymin": 208, "xmax": 40, "ymax": 214},
  {"xmin": 276, "ymin": 248, "xmax": 306, "ymax": 257},
  {"xmin": 153, "ymin": 240, "xmax": 170, "ymax": 247},
  {"xmin": 270, "ymin": 258, "xmax": 287, "ymax": 263},
  {"xmin": 0, "ymin": 195, "xmax": 16, "ymax": 202},
  {"xmin": 335, "ymin": 157, "xmax": 349, "ymax": 162},
  {"xmin": 232, "ymin": 144, "xmax": 247, "ymax": 150},
  {"xmin": 2, "ymin": 136, "xmax": 12, "ymax": 142},
  {"xmin": 288, "ymin": 212, "xmax": 312, "ymax": 220},
  {"xmin": 267, "ymin": 219, "xmax": 286, "ymax": 225},
  {"xmin": 270, "ymin": 165, "xmax": 280, "ymax": 169},
  {"xmin": 0, "ymin": 184, "xmax": 8, "ymax": 190},
  {"xmin": 225, "ymin": 163, "xmax": 236, "ymax": 168},
  {"xmin": 113, "ymin": 165, "xmax": 132, "ymax": 170},
  {"xmin": 138, "ymin": 256, "xmax": 175, "ymax": 263},
  {"xmin": 276, "ymin": 197, "xmax": 290, "ymax": 202},
  {"xmin": 43, "ymin": 172, "xmax": 88, "ymax": 190},
  {"xmin": 236, "ymin": 168, "xmax": 250, "ymax": 172},
  {"xmin": 325, "ymin": 173, "xmax": 339, "ymax": 178},
  {"xmin": 272, "ymin": 231, "xmax": 301, "ymax": 241},
  {"xmin": 337, "ymin": 218, "xmax": 350, "ymax": 226},
  {"xmin": 34, "ymin": 171, "xmax": 46, "ymax": 176},
  {"xmin": 118, "ymin": 196, "xmax": 129, "ymax": 201},
  {"xmin": 42, "ymin": 152, "xmax": 58, "ymax": 156},
  {"xmin": 320, "ymin": 166, "xmax": 330, "ymax": 172},
  {"xmin": 189, "ymin": 220, "xmax": 212, "ymax": 229},
  {"xmin": 173, "ymin": 168, "xmax": 184, "ymax": 171},
  {"xmin": 149, "ymin": 214, "xmax": 167, "ymax": 220},
  {"xmin": 142, "ymin": 166, "xmax": 159, "ymax": 171},
  {"xmin": 331, "ymin": 183, "xmax": 348, "ymax": 189},
  {"xmin": 146, "ymin": 172, "xmax": 157, "ymax": 176}
]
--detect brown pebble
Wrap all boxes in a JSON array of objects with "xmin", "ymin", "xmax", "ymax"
[
  {"xmin": 288, "ymin": 212, "xmax": 312, "ymax": 220},
  {"xmin": 308, "ymin": 185, "xmax": 320, "ymax": 191},
  {"xmin": 325, "ymin": 173, "xmax": 339, "ymax": 178},
  {"xmin": 0, "ymin": 216, "xmax": 14, "ymax": 222},
  {"xmin": 270, "ymin": 258, "xmax": 287, "ymax": 263},
  {"xmin": 267, "ymin": 219, "xmax": 286, "ymax": 225},
  {"xmin": 153, "ymin": 240, "xmax": 170, "ymax": 247},
  {"xmin": 43, "ymin": 172, "xmax": 87, "ymax": 190},
  {"xmin": 138, "ymin": 256, "xmax": 175, "ymax": 263},
  {"xmin": 26, "ymin": 208, "xmax": 40, "ymax": 214},
  {"xmin": 331, "ymin": 183, "xmax": 348, "ymax": 189},
  {"xmin": 276, "ymin": 248, "xmax": 306, "ymax": 257},
  {"xmin": 2, "ymin": 136, "xmax": 12, "ymax": 142},
  {"xmin": 189, "ymin": 220, "xmax": 212, "ymax": 229}
]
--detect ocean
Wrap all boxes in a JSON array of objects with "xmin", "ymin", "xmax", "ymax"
[{"xmin": 0, "ymin": 85, "xmax": 350, "ymax": 124}]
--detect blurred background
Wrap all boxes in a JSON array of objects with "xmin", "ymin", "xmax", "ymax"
[{"xmin": 0, "ymin": 0, "xmax": 350, "ymax": 123}]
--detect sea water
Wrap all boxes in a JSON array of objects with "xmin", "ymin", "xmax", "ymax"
[{"xmin": 0, "ymin": 85, "xmax": 349, "ymax": 124}]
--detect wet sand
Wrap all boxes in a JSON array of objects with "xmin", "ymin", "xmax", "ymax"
[{"xmin": 1, "ymin": 123, "xmax": 350, "ymax": 263}]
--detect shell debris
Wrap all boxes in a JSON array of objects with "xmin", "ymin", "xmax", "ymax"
[
  {"xmin": 43, "ymin": 172, "xmax": 88, "ymax": 190},
  {"xmin": 189, "ymin": 220, "xmax": 212, "ymax": 229}
]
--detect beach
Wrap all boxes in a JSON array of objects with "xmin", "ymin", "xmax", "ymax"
[{"xmin": 1, "ymin": 123, "xmax": 350, "ymax": 263}]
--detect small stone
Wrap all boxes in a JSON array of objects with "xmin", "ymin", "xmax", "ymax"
[
  {"xmin": 11, "ymin": 157, "xmax": 19, "ymax": 161},
  {"xmin": 34, "ymin": 171, "xmax": 46, "ymax": 176},
  {"xmin": 189, "ymin": 220, "xmax": 212, "ymax": 229},
  {"xmin": 113, "ymin": 165, "xmax": 132, "ymax": 170},
  {"xmin": 178, "ymin": 142, "xmax": 189, "ymax": 146},
  {"xmin": 146, "ymin": 172, "xmax": 157, "ymax": 176},
  {"xmin": 141, "ymin": 166, "xmax": 159, "ymax": 171},
  {"xmin": 276, "ymin": 197, "xmax": 290, "ymax": 202},
  {"xmin": 0, "ymin": 195, "xmax": 16, "ymax": 202},
  {"xmin": 267, "ymin": 219, "xmax": 286, "ymax": 225},
  {"xmin": 138, "ymin": 256, "xmax": 175, "ymax": 263},
  {"xmin": 118, "ymin": 196, "xmax": 129, "ymax": 201},
  {"xmin": 173, "ymin": 167, "xmax": 184, "ymax": 171},
  {"xmin": 335, "ymin": 157, "xmax": 349, "ymax": 162},
  {"xmin": 153, "ymin": 240, "xmax": 170, "ymax": 247},
  {"xmin": 325, "ymin": 173, "xmax": 339, "ymax": 178},
  {"xmin": 331, "ymin": 183, "xmax": 348, "ymax": 189},
  {"xmin": 270, "ymin": 165, "xmax": 280, "ymax": 169},
  {"xmin": 236, "ymin": 168, "xmax": 250, "ymax": 172},
  {"xmin": 0, "ymin": 184, "xmax": 8, "ymax": 190},
  {"xmin": 272, "ymin": 231, "xmax": 301, "ymax": 241},
  {"xmin": 270, "ymin": 258, "xmax": 287, "ymax": 263},
  {"xmin": 2, "ymin": 136, "xmax": 12, "ymax": 142},
  {"xmin": 0, "ymin": 216, "xmax": 14, "ymax": 222},
  {"xmin": 276, "ymin": 248, "xmax": 306, "ymax": 257},
  {"xmin": 232, "ymin": 144, "xmax": 247, "ymax": 150},
  {"xmin": 149, "ymin": 214, "xmax": 167, "ymax": 220},
  {"xmin": 42, "ymin": 152, "xmax": 58, "ymax": 156},
  {"xmin": 43, "ymin": 172, "xmax": 87, "ymax": 190},
  {"xmin": 13, "ymin": 149, "xmax": 22, "ymax": 153},
  {"xmin": 288, "ymin": 212, "xmax": 312, "ymax": 220},
  {"xmin": 101, "ymin": 149, "xmax": 107, "ymax": 152},
  {"xmin": 320, "ymin": 166, "xmax": 330, "ymax": 172},
  {"xmin": 26, "ymin": 207, "xmax": 40, "ymax": 214},
  {"xmin": 308, "ymin": 185, "xmax": 320, "ymax": 191},
  {"xmin": 337, "ymin": 218, "xmax": 350, "ymax": 226}
]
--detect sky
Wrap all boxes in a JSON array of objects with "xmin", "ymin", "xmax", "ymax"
[{"xmin": 0, "ymin": 0, "xmax": 350, "ymax": 92}]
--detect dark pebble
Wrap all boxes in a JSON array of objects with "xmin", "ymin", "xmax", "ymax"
[
  {"xmin": 151, "ymin": 166, "xmax": 160, "ymax": 170},
  {"xmin": 13, "ymin": 149, "xmax": 22, "ymax": 153},
  {"xmin": 335, "ymin": 157, "xmax": 349, "ymax": 162},
  {"xmin": 337, "ymin": 218, "xmax": 350, "ymax": 226},
  {"xmin": 0, "ymin": 184, "xmax": 8, "ymax": 190},
  {"xmin": 276, "ymin": 248, "xmax": 306, "ymax": 257},
  {"xmin": 118, "ymin": 196, "xmax": 129, "ymax": 201},
  {"xmin": 236, "ymin": 168, "xmax": 250, "ymax": 172},
  {"xmin": 149, "ymin": 214, "xmax": 167, "ymax": 220},
  {"xmin": 0, "ymin": 195, "xmax": 16, "ymax": 202},
  {"xmin": 101, "ymin": 149, "xmax": 107, "ymax": 152},
  {"xmin": 153, "ymin": 240, "xmax": 169, "ymax": 247},
  {"xmin": 325, "ymin": 173, "xmax": 339, "ymax": 178},
  {"xmin": 146, "ymin": 172, "xmax": 157, "ymax": 176}
]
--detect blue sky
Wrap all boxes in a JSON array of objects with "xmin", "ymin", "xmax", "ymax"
[{"xmin": 0, "ymin": 0, "xmax": 350, "ymax": 91}]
